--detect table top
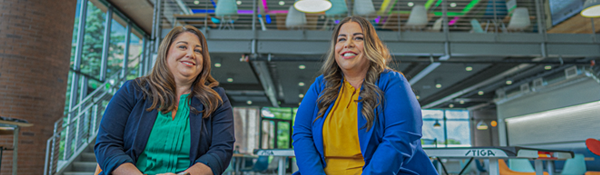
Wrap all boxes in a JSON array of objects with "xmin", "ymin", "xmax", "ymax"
[
  {"xmin": 423, "ymin": 147, "xmax": 574, "ymax": 160},
  {"xmin": 233, "ymin": 153, "xmax": 258, "ymax": 158},
  {"xmin": 255, "ymin": 149, "xmax": 295, "ymax": 157},
  {"xmin": 0, "ymin": 120, "xmax": 32, "ymax": 127}
]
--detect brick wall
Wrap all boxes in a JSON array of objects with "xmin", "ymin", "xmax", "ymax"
[{"xmin": 0, "ymin": 0, "xmax": 76, "ymax": 174}]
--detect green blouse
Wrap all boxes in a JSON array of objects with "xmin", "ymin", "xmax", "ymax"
[{"xmin": 136, "ymin": 94, "xmax": 192, "ymax": 174}]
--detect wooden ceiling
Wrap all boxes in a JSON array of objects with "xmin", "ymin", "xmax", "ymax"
[
  {"xmin": 548, "ymin": 14, "xmax": 600, "ymax": 34},
  {"xmin": 108, "ymin": 0, "xmax": 154, "ymax": 34}
]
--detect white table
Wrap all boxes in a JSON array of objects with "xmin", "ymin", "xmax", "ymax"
[
  {"xmin": 255, "ymin": 149, "xmax": 294, "ymax": 175},
  {"xmin": 423, "ymin": 147, "xmax": 574, "ymax": 175}
]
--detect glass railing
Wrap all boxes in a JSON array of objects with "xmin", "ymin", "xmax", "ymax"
[{"xmin": 168, "ymin": 0, "xmax": 549, "ymax": 34}]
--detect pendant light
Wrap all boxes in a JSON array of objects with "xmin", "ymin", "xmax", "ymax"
[{"xmin": 294, "ymin": 0, "xmax": 332, "ymax": 13}]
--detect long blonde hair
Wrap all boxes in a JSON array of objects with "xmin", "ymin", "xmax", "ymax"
[
  {"xmin": 316, "ymin": 16, "xmax": 392, "ymax": 130},
  {"xmin": 136, "ymin": 25, "xmax": 222, "ymax": 118}
]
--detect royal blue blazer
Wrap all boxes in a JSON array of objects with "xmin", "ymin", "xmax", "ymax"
[
  {"xmin": 94, "ymin": 80, "xmax": 235, "ymax": 175},
  {"xmin": 292, "ymin": 69, "xmax": 438, "ymax": 175}
]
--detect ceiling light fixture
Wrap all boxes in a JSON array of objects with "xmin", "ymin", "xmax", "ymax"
[
  {"xmin": 294, "ymin": 0, "xmax": 332, "ymax": 13},
  {"xmin": 194, "ymin": 0, "xmax": 200, "ymax": 5},
  {"xmin": 237, "ymin": 1, "xmax": 242, "ymax": 5},
  {"xmin": 416, "ymin": 95, "xmax": 420, "ymax": 100},
  {"xmin": 408, "ymin": 2, "xmax": 414, "ymax": 7},
  {"xmin": 478, "ymin": 91, "xmax": 484, "ymax": 95},
  {"xmin": 506, "ymin": 79, "xmax": 513, "ymax": 85},
  {"xmin": 214, "ymin": 63, "xmax": 221, "ymax": 67},
  {"xmin": 299, "ymin": 65, "xmax": 306, "ymax": 69},
  {"xmin": 279, "ymin": 1, "xmax": 285, "ymax": 6},
  {"xmin": 449, "ymin": 103, "xmax": 454, "ymax": 108},
  {"xmin": 298, "ymin": 82, "xmax": 305, "ymax": 86},
  {"xmin": 450, "ymin": 2, "xmax": 457, "ymax": 7},
  {"xmin": 299, "ymin": 93, "xmax": 304, "ymax": 98},
  {"xmin": 227, "ymin": 78, "xmax": 233, "ymax": 82},
  {"xmin": 459, "ymin": 100, "xmax": 465, "ymax": 104},
  {"xmin": 436, "ymin": 83, "xmax": 442, "ymax": 88},
  {"xmin": 476, "ymin": 120, "xmax": 488, "ymax": 130},
  {"xmin": 582, "ymin": 0, "xmax": 600, "ymax": 18},
  {"xmin": 465, "ymin": 66, "xmax": 473, "ymax": 71},
  {"xmin": 247, "ymin": 100, "xmax": 252, "ymax": 105},
  {"xmin": 544, "ymin": 65, "xmax": 552, "ymax": 70},
  {"xmin": 433, "ymin": 119, "xmax": 441, "ymax": 128}
]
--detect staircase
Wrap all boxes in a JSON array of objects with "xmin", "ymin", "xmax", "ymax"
[
  {"xmin": 60, "ymin": 142, "xmax": 97, "ymax": 175},
  {"xmin": 44, "ymin": 56, "xmax": 142, "ymax": 175}
]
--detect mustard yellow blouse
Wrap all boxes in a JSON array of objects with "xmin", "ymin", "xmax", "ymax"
[{"xmin": 322, "ymin": 79, "xmax": 365, "ymax": 175}]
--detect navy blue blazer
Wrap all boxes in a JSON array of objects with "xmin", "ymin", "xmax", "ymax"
[
  {"xmin": 292, "ymin": 69, "xmax": 438, "ymax": 175},
  {"xmin": 94, "ymin": 80, "xmax": 235, "ymax": 175}
]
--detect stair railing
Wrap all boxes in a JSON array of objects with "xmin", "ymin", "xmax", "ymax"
[{"xmin": 44, "ymin": 54, "xmax": 142, "ymax": 175}]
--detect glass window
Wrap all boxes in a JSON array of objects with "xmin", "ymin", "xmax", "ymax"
[
  {"xmin": 423, "ymin": 109, "xmax": 444, "ymax": 119},
  {"xmin": 421, "ymin": 109, "xmax": 471, "ymax": 147},
  {"xmin": 127, "ymin": 32, "xmax": 142, "ymax": 79},
  {"xmin": 80, "ymin": 1, "xmax": 105, "ymax": 80},
  {"xmin": 422, "ymin": 119, "xmax": 445, "ymax": 148},
  {"xmin": 107, "ymin": 18, "xmax": 126, "ymax": 79}
]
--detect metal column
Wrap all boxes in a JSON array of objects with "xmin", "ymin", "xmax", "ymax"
[
  {"xmin": 100, "ymin": 7, "xmax": 113, "ymax": 81},
  {"xmin": 122, "ymin": 23, "xmax": 131, "ymax": 78}
]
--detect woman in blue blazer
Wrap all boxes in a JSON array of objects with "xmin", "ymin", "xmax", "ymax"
[
  {"xmin": 95, "ymin": 25, "xmax": 234, "ymax": 175},
  {"xmin": 292, "ymin": 16, "xmax": 437, "ymax": 174}
]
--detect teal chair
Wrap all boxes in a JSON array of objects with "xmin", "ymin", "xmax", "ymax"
[
  {"xmin": 215, "ymin": 0, "xmax": 238, "ymax": 29},
  {"xmin": 561, "ymin": 154, "xmax": 586, "ymax": 175},
  {"xmin": 323, "ymin": 0, "xmax": 347, "ymax": 30},
  {"xmin": 508, "ymin": 159, "xmax": 535, "ymax": 172},
  {"xmin": 470, "ymin": 19, "xmax": 486, "ymax": 33}
]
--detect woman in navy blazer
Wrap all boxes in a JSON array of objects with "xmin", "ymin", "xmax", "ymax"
[
  {"xmin": 292, "ymin": 16, "xmax": 437, "ymax": 174},
  {"xmin": 95, "ymin": 25, "xmax": 234, "ymax": 175}
]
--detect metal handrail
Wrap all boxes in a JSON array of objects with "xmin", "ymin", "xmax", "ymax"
[{"xmin": 44, "ymin": 54, "xmax": 142, "ymax": 175}]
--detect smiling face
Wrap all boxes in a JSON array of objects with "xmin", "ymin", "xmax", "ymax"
[
  {"xmin": 334, "ymin": 21, "xmax": 370, "ymax": 76},
  {"xmin": 167, "ymin": 32, "xmax": 204, "ymax": 84}
]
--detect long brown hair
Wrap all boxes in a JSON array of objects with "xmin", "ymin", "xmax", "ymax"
[
  {"xmin": 316, "ymin": 16, "xmax": 392, "ymax": 130},
  {"xmin": 136, "ymin": 25, "xmax": 222, "ymax": 118}
]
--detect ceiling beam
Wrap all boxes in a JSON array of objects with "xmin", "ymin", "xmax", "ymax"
[
  {"xmin": 250, "ymin": 61, "xmax": 280, "ymax": 107},
  {"xmin": 422, "ymin": 57, "xmax": 546, "ymax": 108},
  {"xmin": 409, "ymin": 55, "xmax": 449, "ymax": 85}
]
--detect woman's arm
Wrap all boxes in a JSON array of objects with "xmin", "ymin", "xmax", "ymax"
[
  {"xmin": 361, "ymin": 72, "xmax": 423, "ymax": 174},
  {"xmin": 113, "ymin": 163, "xmax": 143, "ymax": 175},
  {"xmin": 182, "ymin": 162, "xmax": 213, "ymax": 175},
  {"xmin": 292, "ymin": 76, "xmax": 326, "ymax": 175},
  {"xmin": 94, "ymin": 80, "xmax": 141, "ymax": 175},
  {"xmin": 192, "ymin": 87, "xmax": 234, "ymax": 175}
]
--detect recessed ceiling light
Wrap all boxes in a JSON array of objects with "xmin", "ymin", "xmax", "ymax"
[
  {"xmin": 408, "ymin": 2, "xmax": 414, "ymax": 7},
  {"xmin": 299, "ymin": 93, "xmax": 304, "ymax": 98},
  {"xmin": 214, "ymin": 63, "xmax": 221, "ymax": 67},
  {"xmin": 544, "ymin": 65, "xmax": 552, "ymax": 70},
  {"xmin": 298, "ymin": 102, "xmax": 301, "ymax": 106},
  {"xmin": 478, "ymin": 91, "xmax": 484, "ymax": 95},
  {"xmin": 450, "ymin": 2, "xmax": 457, "ymax": 7},
  {"xmin": 194, "ymin": 0, "xmax": 199, "ymax": 5},
  {"xmin": 416, "ymin": 95, "xmax": 420, "ymax": 100},
  {"xmin": 279, "ymin": 1, "xmax": 285, "ymax": 6},
  {"xmin": 237, "ymin": 1, "xmax": 242, "ymax": 5},
  {"xmin": 459, "ymin": 100, "xmax": 464, "ymax": 104},
  {"xmin": 298, "ymin": 82, "xmax": 305, "ymax": 86},
  {"xmin": 465, "ymin": 66, "xmax": 473, "ymax": 71},
  {"xmin": 227, "ymin": 78, "xmax": 233, "ymax": 82},
  {"xmin": 299, "ymin": 65, "xmax": 306, "ymax": 69},
  {"xmin": 449, "ymin": 104, "xmax": 454, "ymax": 108},
  {"xmin": 506, "ymin": 80, "xmax": 513, "ymax": 85},
  {"xmin": 435, "ymin": 83, "xmax": 442, "ymax": 88},
  {"xmin": 247, "ymin": 100, "xmax": 252, "ymax": 105}
]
